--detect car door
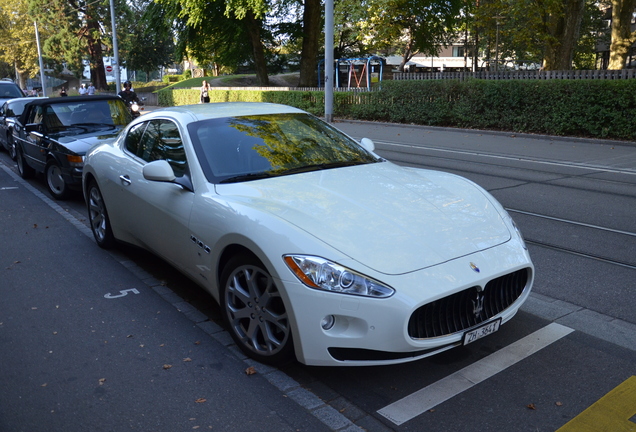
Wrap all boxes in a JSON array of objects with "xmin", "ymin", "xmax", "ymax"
[
  {"xmin": 111, "ymin": 119, "xmax": 195, "ymax": 270},
  {"xmin": 19, "ymin": 104, "xmax": 47, "ymax": 171}
]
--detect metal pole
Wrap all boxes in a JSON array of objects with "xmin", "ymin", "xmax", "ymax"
[
  {"xmin": 34, "ymin": 21, "xmax": 47, "ymax": 97},
  {"xmin": 109, "ymin": 0, "xmax": 121, "ymax": 93},
  {"xmin": 324, "ymin": 0, "xmax": 334, "ymax": 122}
]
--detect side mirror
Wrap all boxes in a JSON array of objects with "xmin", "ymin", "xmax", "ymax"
[
  {"xmin": 26, "ymin": 123, "xmax": 44, "ymax": 140},
  {"xmin": 143, "ymin": 160, "xmax": 175, "ymax": 182},
  {"xmin": 360, "ymin": 137, "xmax": 375, "ymax": 152}
]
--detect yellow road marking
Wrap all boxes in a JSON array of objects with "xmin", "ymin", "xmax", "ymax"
[{"xmin": 557, "ymin": 376, "xmax": 636, "ymax": 432}]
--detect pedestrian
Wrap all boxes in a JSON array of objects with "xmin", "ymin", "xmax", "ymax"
[
  {"xmin": 200, "ymin": 80, "xmax": 210, "ymax": 103},
  {"xmin": 87, "ymin": 82, "xmax": 95, "ymax": 95},
  {"xmin": 59, "ymin": 86, "xmax": 68, "ymax": 97},
  {"xmin": 78, "ymin": 84, "xmax": 87, "ymax": 95}
]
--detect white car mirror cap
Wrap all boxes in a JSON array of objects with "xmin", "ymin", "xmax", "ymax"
[
  {"xmin": 143, "ymin": 160, "xmax": 176, "ymax": 182},
  {"xmin": 360, "ymin": 137, "xmax": 375, "ymax": 152}
]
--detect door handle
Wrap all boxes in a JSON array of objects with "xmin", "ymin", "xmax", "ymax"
[{"xmin": 119, "ymin": 175, "xmax": 131, "ymax": 185}]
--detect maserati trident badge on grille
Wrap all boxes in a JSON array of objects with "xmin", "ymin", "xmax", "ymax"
[
  {"xmin": 470, "ymin": 262, "xmax": 480, "ymax": 273},
  {"xmin": 472, "ymin": 293, "xmax": 485, "ymax": 318}
]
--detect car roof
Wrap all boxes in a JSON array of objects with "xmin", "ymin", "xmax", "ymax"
[
  {"xmin": 23, "ymin": 95, "xmax": 122, "ymax": 107},
  {"xmin": 148, "ymin": 102, "xmax": 306, "ymax": 122},
  {"xmin": 5, "ymin": 96, "xmax": 44, "ymax": 106}
]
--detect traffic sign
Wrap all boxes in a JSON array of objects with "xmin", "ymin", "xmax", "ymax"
[{"xmin": 105, "ymin": 65, "xmax": 113, "ymax": 73}]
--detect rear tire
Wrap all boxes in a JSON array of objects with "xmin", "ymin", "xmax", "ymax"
[
  {"xmin": 87, "ymin": 181, "xmax": 115, "ymax": 249},
  {"xmin": 16, "ymin": 145, "xmax": 34, "ymax": 179}
]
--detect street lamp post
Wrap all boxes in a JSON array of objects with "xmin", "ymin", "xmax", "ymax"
[
  {"xmin": 109, "ymin": 0, "xmax": 121, "ymax": 93},
  {"xmin": 34, "ymin": 21, "xmax": 47, "ymax": 96}
]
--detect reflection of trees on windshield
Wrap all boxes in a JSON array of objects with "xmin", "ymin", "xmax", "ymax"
[{"xmin": 227, "ymin": 114, "xmax": 372, "ymax": 172}]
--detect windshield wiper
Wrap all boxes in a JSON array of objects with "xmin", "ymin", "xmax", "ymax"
[
  {"xmin": 72, "ymin": 122, "xmax": 116, "ymax": 130},
  {"xmin": 219, "ymin": 172, "xmax": 277, "ymax": 184},
  {"xmin": 278, "ymin": 160, "xmax": 368, "ymax": 176}
]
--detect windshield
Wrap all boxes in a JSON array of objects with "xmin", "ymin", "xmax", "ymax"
[
  {"xmin": 44, "ymin": 99, "xmax": 131, "ymax": 133},
  {"xmin": 0, "ymin": 84, "xmax": 24, "ymax": 98},
  {"xmin": 188, "ymin": 113, "xmax": 380, "ymax": 183}
]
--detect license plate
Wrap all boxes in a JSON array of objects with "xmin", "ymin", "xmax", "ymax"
[{"xmin": 463, "ymin": 319, "xmax": 502, "ymax": 345}]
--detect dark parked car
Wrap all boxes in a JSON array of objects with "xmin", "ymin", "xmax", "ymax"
[
  {"xmin": 13, "ymin": 95, "xmax": 132, "ymax": 199},
  {"xmin": 0, "ymin": 78, "xmax": 26, "ymax": 106},
  {"xmin": 0, "ymin": 97, "xmax": 44, "ymax": 160}
]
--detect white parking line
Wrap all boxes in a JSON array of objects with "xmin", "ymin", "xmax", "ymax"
[{"xmin": 377, "ymin": 323, "xmax": 574, "ymax": 425}]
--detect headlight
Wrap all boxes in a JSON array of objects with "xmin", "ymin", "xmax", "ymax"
[
  {"xmin": 503, "ymin": 211, "xmax": 527, "ymax": 250},
  {"xmin": 131, "ymin": 103, "xmax": 139, "ymax": 112},
  {"xmin": 284, "ymin": 255, "xmax": 394, "ymax": 298}
]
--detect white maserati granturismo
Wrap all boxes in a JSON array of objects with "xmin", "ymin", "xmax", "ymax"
[{"xmin": 82, "ymin": 102, "xmax": 534, "ymax": 366}]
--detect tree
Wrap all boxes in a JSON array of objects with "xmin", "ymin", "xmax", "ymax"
[
  {"xmin": 0, "ymin": 0, "xmax": 43, "ymax": 87},
  {"xmin": 159, "ymin": 0, "xmax": 271, "ymax": 85},
  {"xmin": 30, "ymin": 0, "xmax": 130, "ymax": 90},
  {"xmin": 608, "ymin": 0, "xmax": 636, "ymax": 69},
  {"xmin": 297, "ymin": 0, "xmax": 321, "ymax": 86},
  {"xmin": 542, "ymin": 0, "xmax": 586, "ymax": 70},
  {"xmin": 364, "ymin": 0, "xmax": 462, "ymax": 71},
  {"xmin": 125, "ymin": 1, "xmax": 174, "ymax": 80}
]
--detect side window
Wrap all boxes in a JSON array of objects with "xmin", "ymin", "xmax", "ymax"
[
  {"xmin": 125, "ymin": 122, "xmax": 147, "ymax": 156},
  {"xmin": 29, "ymin": 106, "xmax": 43, "ymax": 124},
  {"xmin": 138, "ymin": 120, "xmax": 188, "ymax": 177}
]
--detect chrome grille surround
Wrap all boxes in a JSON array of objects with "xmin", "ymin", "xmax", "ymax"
[{"xmin": 407, "ymin": 267, "xmax": 530, "ymax": 339}]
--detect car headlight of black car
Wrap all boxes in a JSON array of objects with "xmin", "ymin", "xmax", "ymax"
[{"xmin": 284, "ymin": 255, "xmax": 394, "ymax": 298}]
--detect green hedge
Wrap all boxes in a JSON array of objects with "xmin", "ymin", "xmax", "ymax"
[{"xmin": 157, "ymin": 79, "xmax": 636, "ymax": 140}]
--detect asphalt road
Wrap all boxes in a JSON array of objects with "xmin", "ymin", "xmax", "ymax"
[{"xmin": 1, "ymin": 119, "xmax": 635, "ymax": 432}]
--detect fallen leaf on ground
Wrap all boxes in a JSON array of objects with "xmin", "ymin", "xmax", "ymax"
[
  {"xmin": 245, "ymin": 366, "xmax": 256, "ymax": 375},
  {"xmin": 163, "ymin": 364, "xmax": 172, "ymax": 370},
  {"xmin": 195, "ymin": 398, "xmax": 206, "ymax": 403},
  {"xmin": 98, "ymin": 378, "xmax": 106, "ymax": 385},
  {"xmin": 183, "ymin": 358, "xmax": 192, "ymax": 362},
  {"xmin": 526, "ymin": 403, "xmax": 536, "ymax": 410}
]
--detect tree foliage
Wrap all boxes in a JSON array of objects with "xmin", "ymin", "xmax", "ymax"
[
  {"xmin": 0, "ymin": 0, "xmax": 43, "ymax": 86},
  {"xmin": 124, "ymin": 0, "xmax": 174, "ymax": 80},
  {"xmin": 363, "ymin": 0, "xmax": 462, "ymax": 70},
  {"xmin": 29, "ymin": 0, "xmax": 131, "ymax": 89}
]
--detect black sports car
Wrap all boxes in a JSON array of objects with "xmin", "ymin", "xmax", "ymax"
[{"xmin": 13, "ymin": 95, "xmax": 132, "ymax": 199}]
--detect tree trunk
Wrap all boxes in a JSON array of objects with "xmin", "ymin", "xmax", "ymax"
[
  {"xmin": 542, "ymin": 0, "xmax": 585, "ymax": 70},
  {"xmin": 399, "ymin": 38, "xmax": 416, "ymax": 72},
  {"xmin": 244, "ymin": 11, "xmax": 269, "ymax": 86},
  {"xmin": 608, "ymin": 0, "xmax": 636, "ymax": 69},
  {"xmin": 85, "ymin": 18, "xmax": 108, "ymax": 90},
  {"xmin": 298, "ymin": 0, "xmax": 321, "ymax": 87}
]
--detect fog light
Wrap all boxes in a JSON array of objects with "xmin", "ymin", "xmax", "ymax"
[{"xmin": 321, "ymin": 315, "xmax": 335, "ymax": 330}]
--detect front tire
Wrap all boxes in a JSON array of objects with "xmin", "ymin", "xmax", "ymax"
[
  {"xmin": 7, "ymin": 134, "xmax": 17, "ymax": 160},
  {"xmin": 45, "ymin": 160, "xmax": 71, "ymax": 200},
  {"xmin": 16, "ymin": 145, "xmax": 34, "ymax": 179},
  {"xmin": 87, "ymin": 181, "xmax": 115, "ymax": 249},
  {"xmin": 220, "ymin": 254, "xmax": 294, "ymax": 365}
]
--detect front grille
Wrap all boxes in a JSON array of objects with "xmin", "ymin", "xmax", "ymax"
[{"xmin": 407, "ymin": 268, "xmax": 530, "ymax": 339}]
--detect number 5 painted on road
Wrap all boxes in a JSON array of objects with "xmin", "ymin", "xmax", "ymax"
[{"xmin": 104, "ymin": 288, "xmax": 140, "ymax": 299}]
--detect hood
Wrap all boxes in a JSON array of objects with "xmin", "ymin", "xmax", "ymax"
[
  {"xmin": 51, "ymin": 127, "xmax": 123, "ymax": 154},
  {"xmin": 216, "ymin": 162, "xmax": 511, "ymax": 275}
]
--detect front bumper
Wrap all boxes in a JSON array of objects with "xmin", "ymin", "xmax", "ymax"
[{"xmin": 280, "ymin": 239, "xmax": 533, "ymax": 366}]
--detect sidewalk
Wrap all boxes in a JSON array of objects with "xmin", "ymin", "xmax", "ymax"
[{"xmin": 0, "ymin": 159, "xmax": 333, "ymax": 432}]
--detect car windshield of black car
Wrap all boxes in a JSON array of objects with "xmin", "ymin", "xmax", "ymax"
[
  {"xmin": 43, "ymin": 100, "xmax": 130, "ymax": 132},
  {"xmin": 188, "ymin": 113, "xmax": 381, "ymax": 184}
]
